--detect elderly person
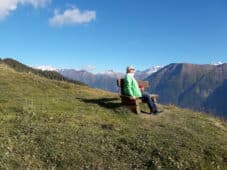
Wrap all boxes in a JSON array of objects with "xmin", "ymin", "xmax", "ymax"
[{"xmin": 123, "ymin": 65, "xmax": 160, "ymax": 114}]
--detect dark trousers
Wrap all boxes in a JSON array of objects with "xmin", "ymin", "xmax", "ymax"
[{"xmin": 142, "ymin": 92, "xmax": 157, "ymax": 112}]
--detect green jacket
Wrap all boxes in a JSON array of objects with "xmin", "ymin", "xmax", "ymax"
[{"xmin": 123, "ymin": 73, "xmax": 142, "ymax": 97}]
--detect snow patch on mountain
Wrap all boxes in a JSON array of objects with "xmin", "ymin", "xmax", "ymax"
[
  {"xmin": 35, "ymin": 66, "xmax": 58, "ymax": 71},
  {"xmin": 96, "ymin": 70, "xmax": 124, "ymax": 78},
  {"xmin": 212, "ymin": 61, "xmax": 223, "ymax": 66},
  {"xmin": 135, "ymin": 66, "xmax": 163, "ymax": 80}
]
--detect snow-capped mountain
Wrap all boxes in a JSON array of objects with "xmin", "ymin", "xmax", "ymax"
[
  {"xmin": 212, "ymin": 61, "xmax": 223, "ymax": 66},
  {"xmin": 96, "ymin": 70, "xmax": 124, "ymax": 78},
  {"xmin": 35, "ymin": 65, "xmax": 163, "ymax": 92},
  {"xmin": 34, "ymin": 66, "xmax": 58, "ymax": 71},
  {"xmin": 135, "ymin": 66, "xmax": 163, "ymax": 80}
]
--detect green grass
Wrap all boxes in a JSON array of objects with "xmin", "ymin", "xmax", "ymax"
[{"xmin": 0, "ymin": 63, "xmax": 227, "ymax": 169}]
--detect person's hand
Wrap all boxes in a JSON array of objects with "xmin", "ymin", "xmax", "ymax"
[{"xmin": 131, "ymin": 96, "xmax": 136, "ymax": 100}]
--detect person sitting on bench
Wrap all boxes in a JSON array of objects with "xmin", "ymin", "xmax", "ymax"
[{"xmin": 123, "ymin": 65, "xmax": 161, "ymax": 114}]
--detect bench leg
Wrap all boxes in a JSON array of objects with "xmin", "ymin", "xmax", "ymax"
[
  {"xmin": 121, "ymin": 98, "xmax": 141, "ymax": 114},
  {"xmin": 135, "ymin": 105, "xmax": 141, "ymax": 114},
  {"xmin": 127, "ymin": 105, "xmax": 141, "ymax": 114},
  {"xmin": 132, "ymin": 101, "xmax": 141, "ymax": 114},
  {"xmin": 135, "ymin": 100, "xmax": 141, "ymax": 114}
]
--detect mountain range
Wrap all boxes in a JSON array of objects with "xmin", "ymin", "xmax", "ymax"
[
  {"xmin": 36, "ymin": 66, "xmax": 163, "ymax": 92},
  {"xmin": 146, "ymin": 63, "xmax": 227, "ymax": 118}
]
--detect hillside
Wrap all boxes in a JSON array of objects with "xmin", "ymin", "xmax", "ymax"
[
  {"xmin": 146, "ymin": 63, "xmax": 227, "ymax": 119},
  {"xmin": 0, "ymin": 58, "xmax": 85, "ymax": 86},
  {"xmin": 0, "ymin": 62, "xmax": 227, "ymax": 169}
]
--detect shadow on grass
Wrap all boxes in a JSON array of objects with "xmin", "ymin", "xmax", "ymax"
[
  {"xmin": 76, "ymin": 97, "xmax": 159, "ymax": 115},
  {"xmin": 76, "ymin": 97, "xmax": 122, "ymax": 110}
]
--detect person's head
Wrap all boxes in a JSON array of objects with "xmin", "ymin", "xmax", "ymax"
[{"xmin": 126, "ymin": 65, "xmax": 135, "ymax": 73}]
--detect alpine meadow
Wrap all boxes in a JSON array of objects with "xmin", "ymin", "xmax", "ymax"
[
  {"xmin": 0, "ymin": 59, "xmax": 226, "ymax": 169},
  {"xmin": 1, "ymin": 0, "xmax": 227, "ymax": 169}
]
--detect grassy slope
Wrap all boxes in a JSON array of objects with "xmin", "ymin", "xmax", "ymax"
[
  {"xmin": 0, "ymin": 63, "xmax": 226, "ymax": 169},
  {"xmin": 1, "ymin": 58, "xmax": 85, "ymax": 86}
]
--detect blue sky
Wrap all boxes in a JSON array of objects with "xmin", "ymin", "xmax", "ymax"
[{"xmin": 0, "ymin": 0, "xmax": 227, "ymax": 72}]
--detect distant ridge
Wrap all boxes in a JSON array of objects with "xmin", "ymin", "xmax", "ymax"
[
  {"xmin": 58, "ymin": 66, "xmax": 163, "ymax": 92},
  {"xmin": 0, "ymin": 58, "xmax": 85, "ymax": 86},
  {"xmin": 59, "ymin": 69, "xmax": 120, "ymax": 92},
  {"xmin": 11, "ymin": 59, "xmax": 162, "ymax": 92},
  {"xmin": 146, "ymin": 63, "xmax": 227, "ymax": 118}
]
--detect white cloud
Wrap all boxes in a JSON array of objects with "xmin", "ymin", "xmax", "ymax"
[
  {"xmin": 49, "ymin": 8, "xmax": 96, "ymax": 26},
  {"xmin": 0, "ymin": 0, "xmax": 51, "ymax": 19}
]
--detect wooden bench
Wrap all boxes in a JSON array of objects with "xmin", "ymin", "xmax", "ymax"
[{"xmin": 117, "ymin": 78, "xmax": 158, "ymax": 114}]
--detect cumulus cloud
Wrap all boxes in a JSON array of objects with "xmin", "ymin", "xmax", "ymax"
[
  {"xmin": 0, "ymin": 0, "xmax": 51, "ymax": 19},
  {"xmin": 49, "ymin": 8, "xmax": 96, "ymax": 26}
]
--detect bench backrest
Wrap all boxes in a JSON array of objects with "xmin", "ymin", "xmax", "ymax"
[
  {"xmin": 117, "ymin": 78, "xmax": 149, "ymax": 94},
  {"xmin": 117, "ymin": 78, "xmax": 124, "ymax": 94}
]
